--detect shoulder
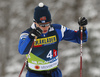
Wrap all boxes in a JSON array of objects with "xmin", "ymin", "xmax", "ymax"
[
  {"xmin": 52, "ymin": 24, "xmax": 67, "ymax": 31},
  {"xmin": 22, "ymin": 27, "xmax": 32, "ymax": 34},
  {"xmin": 51, "ymin": 24, "xmax": 62, "ymax": 29},
  {"xmin": 20, "ymin": 27, "xmax": 32, "ymax": 39}
]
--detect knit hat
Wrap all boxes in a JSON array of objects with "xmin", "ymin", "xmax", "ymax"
[{"xmin": 34, "ymin": 2, "xmax": 51, "ymax": 23}]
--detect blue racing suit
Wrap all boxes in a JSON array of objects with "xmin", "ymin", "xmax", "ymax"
[{"xmin": 18, "ymin": 23, "xmax": 88, "ymax": 77}]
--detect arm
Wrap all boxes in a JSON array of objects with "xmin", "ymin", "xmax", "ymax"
[
  {"xmin": 18, "ymin": 27, "xmax": 42, "ymax": 55},
  {"xmin": 62, "ymin": 27, "xmax": 88, "ymax": 44},
  {"xmin": 53, "ymin": 20, "xmax": 88, "ymax": 44},
  {"xmin": 62, "ymin": 17, "xmax": 88, "ymax": 43},
  {"xmin": 18, "ymin": 30, "xmax": 32, "ymax": 55}
]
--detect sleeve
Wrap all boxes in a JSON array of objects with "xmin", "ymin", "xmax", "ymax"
[
  {"xmin": 62, "ymin": 27, "xmax": 88, "ymax": 44},
  {"xmin": 54, "ymin": 24, "xmax": 88, "ymax": 44},
  {"xmin": 18, "ymin": 30, "xmax": 33, "ymax": 55}
]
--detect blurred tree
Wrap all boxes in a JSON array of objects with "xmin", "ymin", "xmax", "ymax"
[
  {"xmin": 74, "ymin": 0, "xmax": 84, "ymax": 21},
  {"xmin": 0, "ymin": 0, "xmax": 10, "ymax": 76}
]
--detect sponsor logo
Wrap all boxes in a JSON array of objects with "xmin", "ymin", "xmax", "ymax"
[
  {"xmin": 20, "ymin": 33, "xmax": 29, "ymax": 39},
  {"xmin": 40, "ymin": 16, "xmax": 46, "ymax": 23},
  {"xmin": 34, "ymin": 35, "xmax": 57, "ymax": 47},
  {"xmin": 41, "ymin": 62, "xmax": 58, "ymax": 69},
  {"xmin": 29, "ymin": 60, "xmax": 58, "ymax": 70},
  {"xmin": 35, "ymin": 65, "xmax": 40, "ymax": 69},
  {"xmin": 40, "ymin": 16, "xmax": 46, "ymax": 21},
  {"xmin": 53, "ymin": 49, "xmax": 57, "ymax": 57},
  {"xmin": 31, "ymin": 56, "xmax": 58, "ymax": 64}
]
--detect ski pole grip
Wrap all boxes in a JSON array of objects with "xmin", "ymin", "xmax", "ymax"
[
  {"xmin": 35, "ymin": 36, "xmax": 37, "ymax": 39},
  {"xmin": 80, "ymin": 26, "xmax": 83, "ymax": 30}
]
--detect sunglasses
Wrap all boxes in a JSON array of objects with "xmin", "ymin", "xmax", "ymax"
[{"xmin": 38, "ymin": 23, "xmax": 51, "ymax": 27}]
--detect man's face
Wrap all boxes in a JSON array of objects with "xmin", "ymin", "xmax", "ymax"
[{"xmin": 35, "ymin": 22, "xmax": 50, "ymax": 34}]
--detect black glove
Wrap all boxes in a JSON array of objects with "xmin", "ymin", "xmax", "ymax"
[
  {"xmin": 78, "ymin": 17, "xmax": 88, "ymax": 26},
  {"xmin": 29, "ymin": 27, "xmax": 43, "ymax": 39}
]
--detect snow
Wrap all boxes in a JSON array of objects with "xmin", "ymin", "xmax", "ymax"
[
  {"xmin": 83, "ymin": 47, "xmax": 92, "ymax": 62},
  {"xmin": 89, "ymin": 67, "xmax": 100, "ymax": 77},
  {"xmin": 61, "ymin": 49, "xmax": 79, "ymax": 57},
  {"xmin": 82, "ymin": 0, "xmax": 98, "ymax": 18},
  {"xmin": 62, "ymin": 63, "xmax": 79, "ymax": 76}
]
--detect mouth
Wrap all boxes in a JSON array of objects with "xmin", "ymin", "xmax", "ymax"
[{"xmin": 43, "ymin": 30, "xmax": 48, "ymax": 33}]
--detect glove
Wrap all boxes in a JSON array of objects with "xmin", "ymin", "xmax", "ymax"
[
  {"xmin": 29, "ymin": 27, "xmax": 43, "ymax": 39},
  {"xmin": 78, "ymin": 17, "xmax": 88, "ymax": 26}
]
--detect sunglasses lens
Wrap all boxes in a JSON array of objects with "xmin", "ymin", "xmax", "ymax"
[{"xmin": 39, "ymin": 23, "xmax": 50, "ymax": 27}]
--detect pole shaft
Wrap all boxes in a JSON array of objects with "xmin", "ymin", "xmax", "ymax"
[
  {"xmin": 18, "ymin": 62, "xmax": 26, "ymax": 77},
  {"xmin": 80, "ymin": 27, "xmax": 83, "ymax": 77},
  {"xmin": 18, "ymin": 37, "xmax": 36, "ymax": 77}
]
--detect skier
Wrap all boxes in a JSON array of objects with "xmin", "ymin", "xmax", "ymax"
[{"xmin": 18, "ymin": 2, "xmax": 88, "ymax": 77}]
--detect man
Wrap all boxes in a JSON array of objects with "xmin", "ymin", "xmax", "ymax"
[{"xmin": 18, "ymin": 2, "xmax": 88, "ymax": 77}]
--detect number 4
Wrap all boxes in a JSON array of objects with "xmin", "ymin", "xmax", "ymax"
[{"xmin": 46, "ymin": 50, "xmax": 53, "ymax": 59}]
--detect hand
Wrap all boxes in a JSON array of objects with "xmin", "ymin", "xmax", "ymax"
[
  {"xmin": 29, "ymin": 27, "xmax": 43, "ymax": 39},
  {"xmin": 78, "ymin": 17, "xmax": 88, "ymax": 26}
]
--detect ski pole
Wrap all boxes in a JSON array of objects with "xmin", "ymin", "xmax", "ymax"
[
  {"xmin": 18, "ymin": 37, "xmax": 37, "ymax": 77},
  {"xmin": 80, "ymin": 26, "xmax": 83, "ymax": 77}
]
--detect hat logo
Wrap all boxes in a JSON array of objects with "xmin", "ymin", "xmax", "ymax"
[
  {"xmin": 40, "ymin": 16, "xmax": 46, "ymax": 21},
  {"xmin": 40, "ymin": 16, "xmax": 46, "ymax": 23}
]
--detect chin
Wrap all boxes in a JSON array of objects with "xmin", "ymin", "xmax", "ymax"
[{"xmin": 43, "ymin": 31, "xmax": 48, "ymax": 34}]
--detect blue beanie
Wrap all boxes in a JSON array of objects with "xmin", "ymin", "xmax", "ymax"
[{"xmin": 34, "ymin": 2, "xmax": 51, "ymax": 23}]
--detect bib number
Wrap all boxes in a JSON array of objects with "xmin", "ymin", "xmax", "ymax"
[
  {"xmin": 46, "ymin": 50, "xmax": 57, "ymax": 59},
  {"xmin": 46, "ymin": 50, "xmax": 53, "ymax": 59}
]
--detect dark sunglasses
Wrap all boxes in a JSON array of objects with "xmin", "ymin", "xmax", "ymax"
[
  {"xmin": 38, "ymin": 23, "xmax": 51, "ymax": 27},
  {"xmin": 33, "ymin": 19, "xmax": 51, "ymax": 27}
]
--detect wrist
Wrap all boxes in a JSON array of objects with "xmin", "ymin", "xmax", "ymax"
[
  {"xmin": 79, "ymin": 26, "xmax": 86, "ymax": 31},
  {"xmin": 29, "ymin": 33, "xmax": 35, "ymax": 39}
]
